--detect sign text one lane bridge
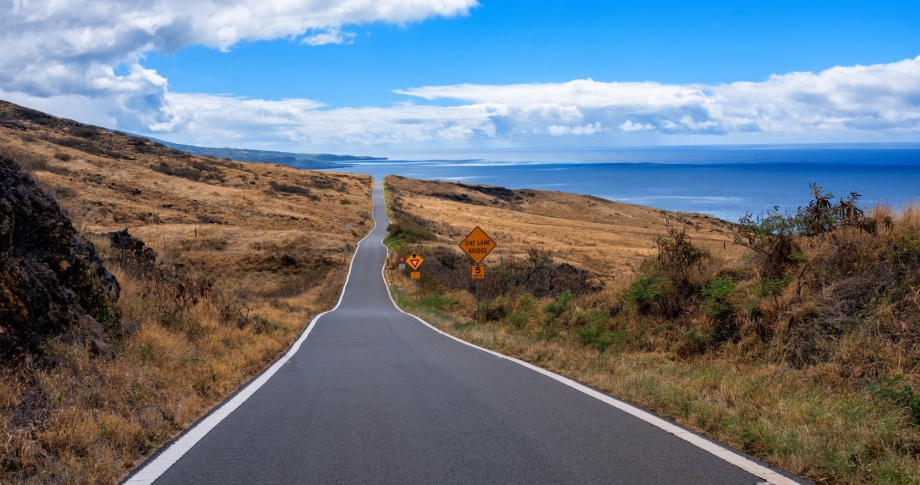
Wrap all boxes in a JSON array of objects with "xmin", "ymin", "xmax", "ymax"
[{"xmin": 459, "ymin": 226, "xmax": 496, "ymax": 263}]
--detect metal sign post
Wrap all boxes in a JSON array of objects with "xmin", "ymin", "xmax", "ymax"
[
  {"xmin": 471, "ymin": 264, "xmax": 486, "ymax": 324},
  {"xmin": 460, "ymin": 228, "xmax": 496, "ymax": 325},
  {"xmin": 407, "ymin": 252, "xmax": 424, "ymax": 302}
]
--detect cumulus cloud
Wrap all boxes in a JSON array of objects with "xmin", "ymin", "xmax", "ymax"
[
  {"xmin": 391, "ymin": 56, "xmax": 920, "ymax": 144},
  {"xmin": 618, "ymin": 120, "xmax": 655, "ymax": 132},
  {"xmin": 139, "ymin": 55, "xmax": 920, "ymax": 149},
  {"xmin": 153, "ymin": 93, "xmax": 499, "ymax": 149},
  {"xmin": 546, "ymin": 123, "xmax": 605, "ymax": 136},
  {"xmin": 301, "ymin": 28, "xmax": 357, "ymax": 46},
  {"xmin": 1, "ymin": 0, "xmax": 918, "ymax": 149},
  {"xmin": 0, "ymin": 0, "xmax": 478, "ymax": 131}
]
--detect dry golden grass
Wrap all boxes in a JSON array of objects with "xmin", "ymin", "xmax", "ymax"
[
  {"xmin": 390, "ymin": 280, "xmax": 920, "ymax": 485},
  {"xmin": 0, "ymin": 100, "xmax": 373, "ymax": 483},
  {"xmin": 385, "ymin": 175, "xmax": 742, "ymax": 284},
  {"xmin": 385, "ymin": 178, "xmax": 920, "ymax": 484}
]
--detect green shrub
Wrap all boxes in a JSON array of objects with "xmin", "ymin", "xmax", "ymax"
[
  {"xmin": 756, "ymin": 276, "xmax": 792, "ymax": 304},
  {"xmin": 701, "ymin": 276, "xmax": 737, "ymax": 323},
  {"xmin": 543, "ymin": 290, "xmax": 574, "ymax": 322},
  {"xmin": 574, "ymin": 309, "xmax": 621, "ymax": 351},
  {"xmin": 506, "ymin": 296, "xmax": 536, "ymax": 327},
  {"xmin": 626, "ymin": 275, "xmax": 673, "ymax": 315},
  {"xmin": 870, "ymin": 375, "xmax": 920, "ymax": 425},
  {"xmin": 701, "ymin": 276, "xmax": 739, "ymax": 343}
]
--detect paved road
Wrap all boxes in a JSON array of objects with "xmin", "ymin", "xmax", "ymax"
[{"xmin": 133, "ymin": 182, "xmax": 802, "ymax": 484}]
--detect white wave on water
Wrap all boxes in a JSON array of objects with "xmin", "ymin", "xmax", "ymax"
[{"xmin": 617, "ymin": 195, "xmax": 749, "ymax": 204}]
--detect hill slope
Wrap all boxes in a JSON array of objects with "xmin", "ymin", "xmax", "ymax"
[
  {"xmin": 384, "ymin": 175, "xmax": 741, "ymax": 284},
  {"xmin": 0, "ymin": 99, "xmax": 373, "ymax": 483}
]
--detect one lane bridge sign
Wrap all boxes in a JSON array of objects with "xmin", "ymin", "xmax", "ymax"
[{"xmin": 460, "ymin": 226, "xmax": 496, "ymax": 263}]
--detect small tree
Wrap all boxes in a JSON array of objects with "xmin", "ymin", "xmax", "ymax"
[{"xmin": 733, "ymin": 183, "xmax": 879, "ymax": 289}]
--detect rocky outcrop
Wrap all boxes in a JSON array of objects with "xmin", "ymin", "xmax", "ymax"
[{"xmin": 0, "ymin": 154, "xmax": 121, "ymax": 357}]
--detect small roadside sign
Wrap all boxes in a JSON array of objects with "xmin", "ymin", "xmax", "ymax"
[
  {"xmin": 342, "ymin": 258, "xmax": 348, "ymax": 267},
  {"xmin": 411, "ymin": 271, "xmax": 421, "ymax": 280},
  {"xmin": 407, "ymin": 252, "xmax": 424, "ymax": 270},
  {"xmin": 399, "ymin": 256, "xmax": 405, "ymax": 264},
  {"xmin": 460, "ymin": 226, "xmax": 496, "ymax": 263},
  {"xmin": 471, "ymin": 265, "xmax": 485, "ymax": 280}
]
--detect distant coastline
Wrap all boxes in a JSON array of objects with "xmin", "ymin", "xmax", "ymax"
[
  {"xmin": 324, "ymin": 144, "xmax": 920, "ymax": 221},
  {"xmin": 137, "ymin": 135, "xmax": 387, "ymax": 170},
  {"xmin": 133, "ymin": 137, "xmax": 920, "ymax": 221}
]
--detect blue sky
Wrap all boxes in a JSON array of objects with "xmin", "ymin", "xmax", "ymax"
[{"xmin": 2, "ymin": 1, "xmax": 920, "ymax": 151}]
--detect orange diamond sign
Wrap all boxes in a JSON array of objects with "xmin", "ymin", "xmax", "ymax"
[
  {"xmin": 407, "ymin": 252, "xmax": 424, "ymax": 270},
  {"xmin": 459, "ymin": 226, "xmax": 496, "ymax": 263}
]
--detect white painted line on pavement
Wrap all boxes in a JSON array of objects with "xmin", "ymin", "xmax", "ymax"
[
  {"xmin": 123, "ymin": 183, "xmax": 380, "ymax": 485},
  {"xmin": 378, "ymin": 202, "xmax": 800, "ymax": 485}
]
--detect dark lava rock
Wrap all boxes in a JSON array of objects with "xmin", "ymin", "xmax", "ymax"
[
  {"xmin": 0, "ymin": 154, "xmax": 121, "ymax": 358},
  {"xmin": 108, "ymin": 228, "xmax": 157, "ymax": 276}
]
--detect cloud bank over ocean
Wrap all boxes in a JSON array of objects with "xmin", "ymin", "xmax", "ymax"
[
  {"xmin": 1, "ymin": 1, "xmax": 918, "ymax": 150},
  {"xmin": 0, "ymin": 0, "xmax": 478, "ymax": 136}
]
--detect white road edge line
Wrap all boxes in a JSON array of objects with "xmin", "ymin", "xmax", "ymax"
[
  {"xmin": 378, "ymin": 208, "xmax": 801, "ymax": 485},
  {"xmin": 123, "ymin": 183, "xmax": 380, "ymax": 485}
]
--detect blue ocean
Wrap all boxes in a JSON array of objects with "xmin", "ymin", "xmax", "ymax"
[{"xmin": 318, "ymin": 145, "xmax": 920, "ymax": 222}]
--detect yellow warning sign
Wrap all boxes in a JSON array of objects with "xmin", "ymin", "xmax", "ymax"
[
  {"xmin": 459, "ymin": 226, "xmax": 496, "ymax": 263},
  {"xmin": 411, "ymin": 271, "xmax": 421, "ymax": 280},
  {"xmin": 471, "ymin": 265, "xmax": 485, "ymax": 280},
  {"xmin": 407, "ymin": 252, "xmax": 424, "ymax": 270}
]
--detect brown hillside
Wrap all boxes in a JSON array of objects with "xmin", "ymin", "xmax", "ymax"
[
  {"xmin": 385, "ymin": 175, "xmax": 742, "ymax": 284},
  {"xmin": 0, "ymin": 99, "xmax": 373, "ymax": 483},
  {"xmin": 0, "ymin": 100, "xmax": 372, "ymax": 269}
]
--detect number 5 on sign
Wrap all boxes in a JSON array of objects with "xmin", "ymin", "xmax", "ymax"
[{"xmin": 471, "ymin": 265, "xmax": 485, "ymax": 280}]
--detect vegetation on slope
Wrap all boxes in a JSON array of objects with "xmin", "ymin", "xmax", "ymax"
[
  {"xmin": 0, "ymin": 100, "xmax": 373, "ymax": 483},
  {"xmin": 385, "ymin": 177, "xmax": 920, "ymax": 484}
]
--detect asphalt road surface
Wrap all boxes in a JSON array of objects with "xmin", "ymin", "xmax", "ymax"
[{"xmin": 128, "ymin": 182, "xmax": 803, "ymax": 485}]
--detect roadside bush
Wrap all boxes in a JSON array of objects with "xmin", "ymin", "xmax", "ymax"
[
  {"xmin": 701, "ymin": 275, "xmax": 738, "ymax": 342},
  {"xmin": 481, "ymin": 296, "xmax": 512, "ymax": 322},
  {"xmin": 505, "ymin": 296, "xmax": 536, "ymax": 327},
  {"xmin": 573, "ymin": 309, "xmax": 617, "ymax": 351},
  {"xmin": 626, "ymin": 275, "xmax": 674, "ymax": 316},
  {"xmin": 870, "ymin": 374, "xmax": 920, "ymax": 425},
  {"xmin": 655, "ymin": 220, "xmax": 710, "ymax": 287},
  {"xmin": 483, "ymin": 249, "xmax": 601, "ymax": 299},
  {"xmin": 543, "ymin": 290, "xmax": 574, "ymax": 324}
]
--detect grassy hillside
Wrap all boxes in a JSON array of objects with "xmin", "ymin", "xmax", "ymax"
[
  {"xmin": 384, "ymin": 176, "xmax": 920, "ymax": 484},
  {"xmin": 0, "ymin": 100, "xmax": 373, "ymax": 483}
]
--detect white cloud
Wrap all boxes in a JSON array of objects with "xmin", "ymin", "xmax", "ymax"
[
  {"xmin": 148, "ymin": 93, "xmax": 499, "ymax": 149},
  {"xmin": 0, "ymin": 0, "xmax": 478, "ymax": 131},
  {"xmin": 301, "ymin": 28, "xmax": 357, "ymax": 46},
  {"xmin": 618, "ymin": 120, "xmax": 655, "ymax": 132},
  {"xmin": 1, "ymin": 0, "xmax": 918, "ymax": 150},
  {"xmin": 390, "ymin": 56, "xmax": 920, "ymax": 144},
  {"xmin": 131, "ymin": 55, "xmax": 920, "ymax": 150},
  {"xmin": 546, "ymin": 123, "xmax": 605, "ymax": 136}
]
